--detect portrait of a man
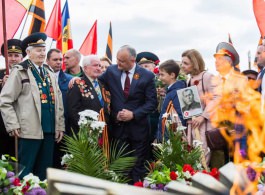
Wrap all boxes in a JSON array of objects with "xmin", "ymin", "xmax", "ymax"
[{"xmin": 177, "ymin": 86, "xmax": 202, "ymax": 119}]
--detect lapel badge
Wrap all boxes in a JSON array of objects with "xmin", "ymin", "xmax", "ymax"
[{"xmin": 133, "ymin": 73, "xmax": 140, "ymax": 80}]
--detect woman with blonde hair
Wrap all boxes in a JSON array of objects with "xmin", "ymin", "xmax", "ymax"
[{"xmin": 181, "ymin": 49, "xmax": 216, "ymax": 166}]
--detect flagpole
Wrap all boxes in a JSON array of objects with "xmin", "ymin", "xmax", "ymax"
[
  {"xmin": 248, "ymin": 50, "xmax": 251, "ymax": 70},
  {"xmin": 2, "ymin": 0, "xmax": 9, "ymax": 74},
  {"xmin": 19, "ymin": 11, "xmax": 30, "ymax": 39},
  {"xmin": 49, "ymin": 39, "xmax": 54, "ymax": 51},
  {"xmin": 2, "ymin": 0, "xmax": 18, "ymax": 165}
]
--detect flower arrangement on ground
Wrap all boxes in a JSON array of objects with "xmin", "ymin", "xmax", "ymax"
[
  {"xmin": 62, "ymin": 109, "xmax": 136, "ymax": 183},
  {"xmin": 0, "ymin": 155, "xmax": 47, "ymax": 195},
  {"xmin": 134, "ymin": 131, "xmax": 220, "ymax": 191}
]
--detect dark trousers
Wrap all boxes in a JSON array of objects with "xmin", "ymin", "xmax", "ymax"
[
  {"xmin": 0, "ymin": 131, "xmax": 15, "ymax": 157},
  {"xmin": 115, "ymin": 136, "xmax": 150, "ymax": 184},
  {"xmin": 18, "ymin": 134, "xmax": 55, "ymax": 180}
]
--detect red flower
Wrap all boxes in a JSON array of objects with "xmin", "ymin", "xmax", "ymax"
[
  {"xmin": 193, "ymin": 80, "xmax": 200, "ymax": 85},
  {"xmin": 13, "ymin": 178, "xmax": 21, "ymax": 186},
  {"xmin": 183, "ymin": 164, "xmax": 194, "ymax": 173},
  {"xmin": 210, "ymin": 168, "xmax": 220, "ymax": 180},
  {"xmin": 22, "ymin": 184, "xmax": 30, "ymax": 193},
  {"xmin": 134, "ymin": 181, "xmax": 143, "ymax": 187},
  {"xmin": 98, "ymin": 137, "xmax": 103, "ymax": 148},
  {"xmin": 170, "ymin": 171, "xmax": 178, "ymax": 180},
  {"xmin": 153, "ymin": 67, "xmax": 159, "ymax": 74}
]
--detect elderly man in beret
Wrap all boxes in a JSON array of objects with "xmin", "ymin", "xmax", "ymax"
[
  {"xmin": 0, "ymin": 32, "xmax": 65, "ymax": 180},
  {"xmin": 0, "ymin": 39, "xmax": 25, "ymax": 157},
  {"xmin": 209, "ymin": 42, "xmax": 248, "ymax": 168}
]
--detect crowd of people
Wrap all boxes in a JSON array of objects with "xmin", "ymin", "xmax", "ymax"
[{"xmin": 0, "ymin": 32, "xmax": 263, "ymax": 184}]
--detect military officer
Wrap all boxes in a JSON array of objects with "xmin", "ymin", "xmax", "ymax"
[{"xmin": 0, "ymin": 39, "xmax": 25, "ymax": 157}]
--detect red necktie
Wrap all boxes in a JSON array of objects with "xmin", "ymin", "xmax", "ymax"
[{"xmin": 124, "ymin": 71, "xmax": 130, "ymax": 98}]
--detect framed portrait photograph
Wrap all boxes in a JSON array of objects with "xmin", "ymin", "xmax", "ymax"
[{"xmin": 177, "ymin": 86, "xmax": 203, "ymax": 119}]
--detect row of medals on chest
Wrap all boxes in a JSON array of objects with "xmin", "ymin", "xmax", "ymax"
[{"xmin": 31, "ymin": 65, "xmax": 54, "ymax": 104}]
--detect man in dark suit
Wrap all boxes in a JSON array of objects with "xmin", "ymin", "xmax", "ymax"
[
  {"xmin": 68, "ymin": 55, "xmax": 110, "ymax": 134},
  {"xmin": 99, "ymin": 45, "xmax": 158, "ymax": 183}
]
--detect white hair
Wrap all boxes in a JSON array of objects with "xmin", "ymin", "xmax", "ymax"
[
  {"xmin": 26, "ymin": 46, "xmax": 34, "ymax": 53},
  {"xmin": 82, "ymin": 55, "xmax": 100, "ymax": 67}
]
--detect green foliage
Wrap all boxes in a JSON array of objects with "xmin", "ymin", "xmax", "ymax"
[
  {"xmin": 62, "ymin": 129, "xmax": 136, "ymax": 183},
  {"xmin": 153, "ymin": 131, "xmax": 201, "ymax": 171}
]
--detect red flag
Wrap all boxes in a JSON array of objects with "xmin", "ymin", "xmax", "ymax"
[
  {"xmin": 0, "ymin": 0, "xmax": 30, "ymax": 48},
  {"xmin": 45, "ymin": 0, "xmax": 62, "ymax": 50},
  {"xmin": 253, "ymin": 0, "xmax": 265, "ymax": 37},
  {"xmin": 79, "ymin": 20, "xmax": 97, "ymax": 55}
]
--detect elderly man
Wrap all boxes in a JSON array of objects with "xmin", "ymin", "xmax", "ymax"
[
  {"xmin": 136, "ymin": 51, "xmax": 160, "ymax": 72},
  {"xmin": 68, "ymin": 55, "xmax": 110, "ymax": 134},
  {"xmin": 0, "ymin": 32, "xmax": 65, "ymax": 180},
  {"xmin": 64, "ymin": 49, "xmax": 83, "ymax": 77},
  {"xmin": 0, "ymin": 39, "xmax": 25, "ymax": 156},
  {"xmin": 99, "ymin": 45, "xmax": 157, "ymax": 183},
  {"xmin": 210, "ymin": 42, "xmax": 247, "ymax": 168}
]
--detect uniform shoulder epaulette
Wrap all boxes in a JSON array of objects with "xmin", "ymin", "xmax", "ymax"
[
  {"xmin": 43, "ymin": 64, "xmax": 54, "ymax": 72},
  {"xmin": 17, "ymin": 60, "xmax": 30, "ymax": 70},
  {"xmin": 13, "ymin": 64, "xmax": 24, "ymax": 70}
]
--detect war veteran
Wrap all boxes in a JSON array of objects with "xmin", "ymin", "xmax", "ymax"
[{"xmin": 0, "ymin": 32, "xmax": 65, "ymax": 180}]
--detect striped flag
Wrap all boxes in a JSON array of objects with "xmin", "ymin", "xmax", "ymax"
[
  {"xmin": 105, "ymin": 22, "xmax": 112, "ymax": 61},
  {"xmin": 79, "ymin": 20, "xmax": 97, "ymax": 55},
  {"xmin": 45, "ymin": 0, "xmax": 62, "ymax": 50},
  {"xmin": 61, "ymin": 0, "xmax": 73, "ymax": 54},
  {"xmin": 28, "ymin": 0, "xmax": 45, "ymax": 35}
]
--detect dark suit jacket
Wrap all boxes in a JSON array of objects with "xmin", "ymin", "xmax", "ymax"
[
  {"xmin": 67, "ymin": 75, "xmax": 109, "ymax": 134},
  {"xmin": 157, "ymin": 80, "xmax": 187, "ymax": 141},
  {"xmin": 99, "ymin": 65, "xmax": 157, "ymax": 141},
  {"xmin": 58, "ymin": 70, "xmax": 72, "ymax": 132}
]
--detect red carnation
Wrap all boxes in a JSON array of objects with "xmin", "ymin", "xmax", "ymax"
[
  {"xmin": 134, "ymin": 181, "xmax": 143, "ymax": 187},
  {"xmin": 98, "ymin": 137, "xmax": 103, "ymax": 148},
  {"xmin": 13, "ymin": 178, "xmax": 21, "ymax": 186},
  {"xmin": 170, "ymin": 171, "xmax": 178, "ymax": 180},
  {"xmin": 193, "ymin": 80, "xmax": 200, "ymax": 85},
  {"xmin": 183, "ymin": 164, "xmax": 194, "ymax": 173},
  {"xmin": 153, "ymin": 67, "xmax": 159, "ymax": 74},
  {"xmin": 210, "ymin": 168, "xmax": 220, "ymax": 180}
]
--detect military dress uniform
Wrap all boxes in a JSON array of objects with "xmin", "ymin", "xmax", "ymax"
[
  {"xmin": 0, "ymin": 33, "xmax": 65, "ymax": 180},
  {"xmin": 0, "ymin": 39, "xmax": 25, "ymax": 157}
]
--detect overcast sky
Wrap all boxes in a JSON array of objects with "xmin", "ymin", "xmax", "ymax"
[{"xmin": 0, "ymin": 0, "xmax": 261, "ymax": 74}]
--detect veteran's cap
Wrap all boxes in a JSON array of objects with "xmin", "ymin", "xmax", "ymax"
[
  {"xmin": 22, "ymin": 32, "xmax": 47, "ymax": 50},
  {"xmin": 214, "ymin": 42, "xmax": 239, "ymax": 66},
  {"xmin": 136, "ymin": 51, "xmax": 160, "ymax": 65},
  {"xmin": 1, "ymin": 39, "xmax": 26, "ymax": 57}
]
